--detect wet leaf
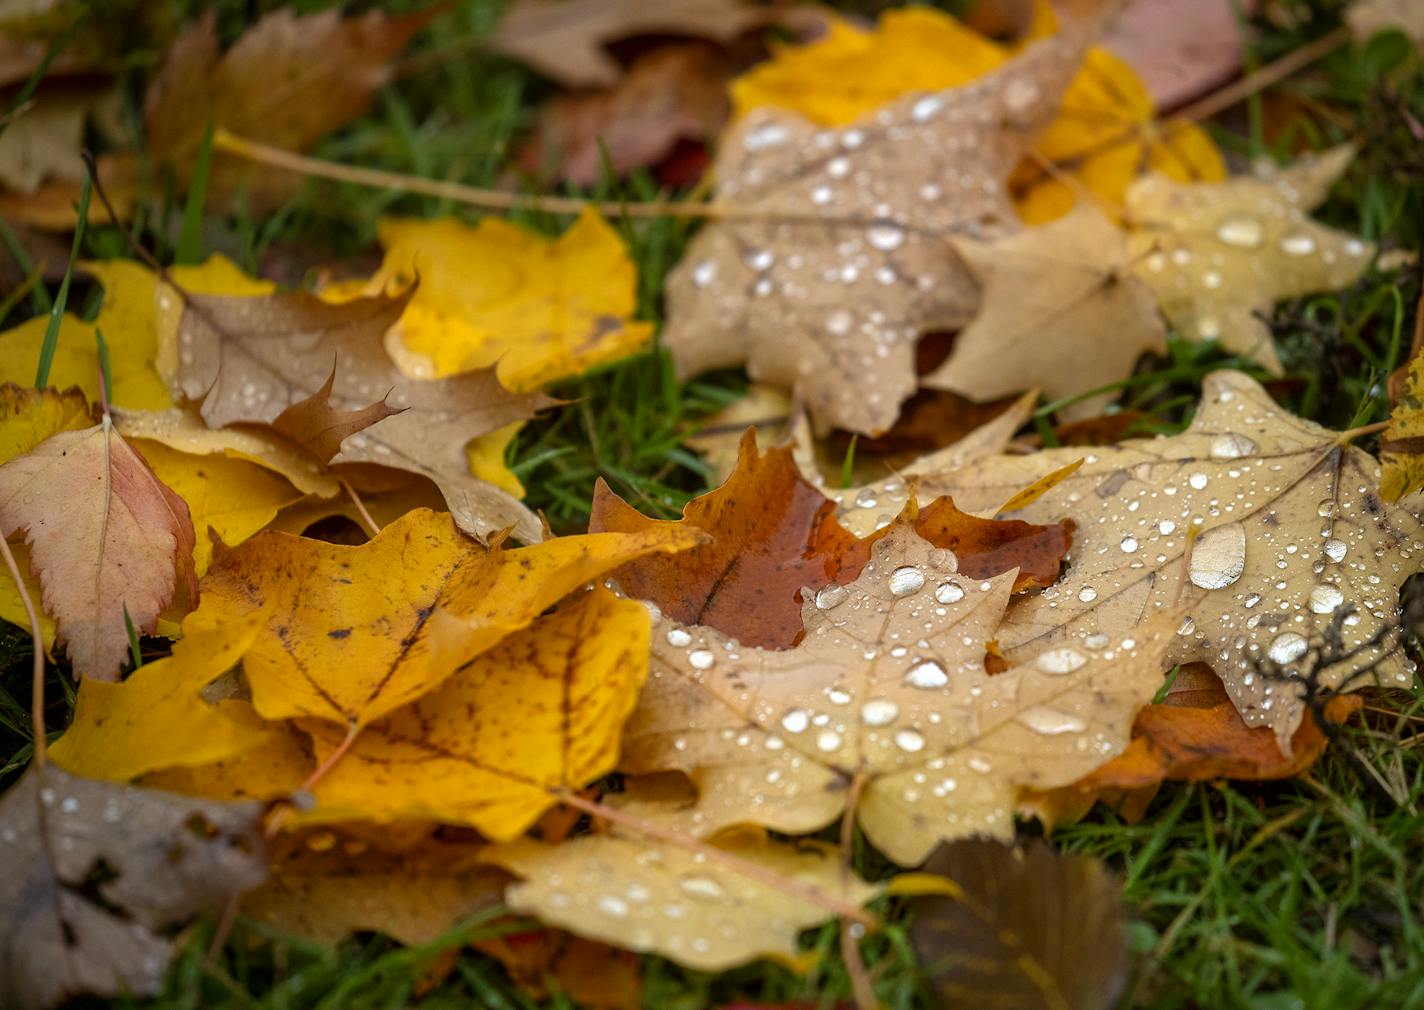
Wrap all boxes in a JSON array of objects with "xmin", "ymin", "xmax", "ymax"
[
  {"xmin": 324, "ymin": 208, "xmax": 652, "ymax": 392},
  {"xmin": 474, "ymin": 927, "xmax": 643, "ymax": 1010},
  {"xmin": 486, "ymin": 829, "xmax": 880, "ymax": 971},
  {"xmin": 620, "ymin": 520, "xmax": 1171, "ymax": 866},
  {"xmin": 184, "ymin": 508, "xmax": 701, "ymax": 728},
  {"xmin": 0, "ymin": 413, "xmax": 197, "ymax": 681},
  {"xmin": 0, "ymin": 765, "xmax": 268, "ymax": 1009},
  {"xmin": 162, "ymin": 284, "xmax": 553, "ymax": 542},
  {"xmin": 1125, "ymin": 146, "xmax": 1374, "ymax": 371},
  {"xmin": 837, "ymin": 371, "xmax": 1424, "ymax": 749},
  {"xmin": 923, "ymin": 205, "xmax": 1166, "ymax": 420},
  {"xmin": 663, "ymin": 27, "xmax": 1088, "ymax": 434},
  {"xmin": 908, "ymin": 837, "xmax": 1127, "ymax": 1010},
  {"xmin": 1381, "ymin": 348, "xmax": 1424, "ymax": 501},
  {"xmin": 1348, "ymin": 0, "xmax": 1424, "ymax": 42},
  {"xmin": 592, "ymin": 434, "xmax": 1071, "ymax": 649}
]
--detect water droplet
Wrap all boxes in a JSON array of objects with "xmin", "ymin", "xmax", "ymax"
[
  {"xmin": 911, "ymin": 94, "xmax": 943, "ymax": 121},
  {"xmin": 815, "ymin": 584, "xmax": 849, "ymax": 610},
  {"xmin": 688, "ymin": 649, "xmax": 715, "ymax": 670},
  {"xmin": 827, "ymin": 687, "xmax": 852, "ymax": 705},
  {"xmin": 1202, "ymin": 270, "xmax": 1222, "ymax": 289},
  {"xmin": 781, "ymin": 709, "xmax": 810, "ymax": 733},
  {"xmin": 1216, "ymin": 216, "xmax": 1264, "ymax": 248},
  {"xmin": 1189, "ymin": 472, "xmax": 1210, "ymax": 490},
  {"xmin": 1244, "ymin": 593, "xmax": 1261, "ymax": 607},
  {"xmin": 1120, "ymin": 535, "xmax": 1139, "ymax": 554},
  {"xmin": 597, "ymin": 895, "xmax": 630, "ymax": 917},
  {"xmin": 894, "ymin": 729, "xmax": 926, "ymax": 752},
  {"xmin": 1078, "ymin": 586, "xmax": 1098, "ymax": 603},
  {"xmin": 1085, "ymin": 633, "xmax": 1110, "ymax": 650},
  {"xmin": 745, "ymin": 249, "xmax": 774, "ymax": 271},
  {"xmin": 1189, "ymin": 522, "xmax": 1247, "ymax": 590},
  {"xmin": 889, "ymin": 566, "xmax": 925, "ymax": 597},
  {"xmin": 935, "ymin": 582, "xmax": 964, "ymax": 604},
  {"xmin": 1210, "ymin": 433, "xmax": 1258, "ymax": 460},
  {"xmin": 827, "ymin": 310, "xmax": 852, "ymax": 336},
  {"xmin": 1036, "ymin": 648, "xmax": 1088, "ymax": 674},
  {"xmin": 1003, "ymin": 77, "xmax": 1039, "ymax": 113},
  {"xmin": 744, "ymin": 123, "xmax": 790, "ymax": 151},
  {"xmin": 1016, "ymin": 707, "xmax": 1086, "ymax": 735},
  {"xmin": 861, "ymin": 698, "xmax": 898, "ymax": 726},
  {"xmin": 1309, "ymin": 584, "xmax": 1344, "ymax": 614},
  {"xmin": 666, "ymin": 627, "xmax": 692, "ymax": 647},
  {"xmin": 827, "ymin": 156, "xmax": 850, "ymax": 178},
  {"xmin": 867, "ymin": 222, "xmax": 905, "ymax": 251},
  {"xmin": 691, "ymin": 261, "xmax": 717, "ymax": 287},
  {"xmin": 1280, "ymin": 233, "xmax": 1317, "ymax": 256},
  {"xmin": 679, "ymin": 875, "xmax": 726, "ymax": 900},
  {"xmin": 1268, "ymin": 631, "xmax": 1309, "ymax": 664},
  {"xmin": 854, "ymin": 489, "xmax": 878, "ymax": 509},
  {"xmin": 1159, "ymin": 520, "xmax": 1176, "ymax": 535},
  {"xmin": 1323, "ymin": 538, "xmax": 1347, "ymax": 563},
  {"xmin": 905, "ymin": 659, "xmax": 949, "ymax": 688},
  {"xmin": 816, "ymin": 729, "xmax": 843, "ymax": 753},
  {"xmin": 1177, "ymin": 615, "xmax": 1197, "ymax": 636}
]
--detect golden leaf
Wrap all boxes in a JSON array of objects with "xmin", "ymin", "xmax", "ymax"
[{"xmin": 1382, "ymin": 350, "xmax": 1424, "ymax": 501}]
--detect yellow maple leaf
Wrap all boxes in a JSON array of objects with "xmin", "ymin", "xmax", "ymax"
[
  {"xmin": 183, "ymin": 508, "xmax": 703, "ymax": 728},
  {"xmin": 132, "ymin": 439, "xmax": 306, "ymax": 577},
  {"xmin": 49, "ymin": 613, "xmax": 276, "ymax": 781},
  {"xmin": 328, "ymin": 207, "xmax": 653, "ymax": 392},
  {"xmin": 0, "ymin": 256, "xmax": 272, "ymax": 410},
  {"xmin": 728, "ymin": 5, "xmax": 1224, "ymax": 223},
  {"xmin": 298, "ymin": 586, "xmax": 649, "ymax": 838},
  {"xmin": 1382, "ymin": 352, "xmax": 1424, "ymax": 501}
]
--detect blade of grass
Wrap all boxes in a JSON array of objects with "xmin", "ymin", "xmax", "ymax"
[{"xmin": 34, "ymin": 168, "xmax": 91, "ymax": 389}]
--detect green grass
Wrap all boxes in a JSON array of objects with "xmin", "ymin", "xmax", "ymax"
[{"xmin": 3, "ymin": 0, "xmax": 1424, "ymax": 1007}]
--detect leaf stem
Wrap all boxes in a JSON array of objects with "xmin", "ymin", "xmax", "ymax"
[
  {"xmin": 338, "ymin": 477, "xmax": 382, "ymax": 538},
  {"xmin": 557, "ymin": 791, "xmax": 879, "ymax": 927}
]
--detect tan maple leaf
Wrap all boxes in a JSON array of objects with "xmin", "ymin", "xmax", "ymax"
[
  {"xmin": 619, "ymin": 519, "xmax": 1172, "ymax": 866},
  {"xmin": 662, "ymin": 26, "xmax": 1090, "ymax": 435},
  {"xmin": 923, "ymin": 204, "xmax": 1166, "ymax": 420},
  {"xmin": 1126, "ymin": 145, "xmax": 1374, "ymax": 370},
  {"xmin": 0, "ymin": 416, "xmax": 197, "ymax": 681},
  {"xmin": 160, "ymin": 287, "xmax": 552, "ymax": 542},
  {"xmin": 836, "ymin": 371, "xmax": 1424, "ymax": 748}
]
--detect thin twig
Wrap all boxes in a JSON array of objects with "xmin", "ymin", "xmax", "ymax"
[
  {"xmin": 1171, "ymin": 27, "xmax": 1352, "ymax": 126},
  {"xmin": 338, "ymin": 477, "xmax": 382, "ymax": 538}
]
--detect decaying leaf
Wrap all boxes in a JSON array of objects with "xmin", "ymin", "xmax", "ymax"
[
  {"xmin": 923, "ymin": 204, "xmax": 1166, "ymax": 419},
  {"xmin": 475, "ymin": 927, "xmax": 643, "ymax": 1010},
  {"xmin": 144, "ymin": 7, "xmax": 431, "ymax": 207},
  {"xmin": 1347, "ymin": 0, "xmax": 1424, "ymax": 42},
  {"xmin": 1381, "ymin": 349, "xmax": 1424, "ymax": 502},
  {"xmin": 184, "ymin": 508, "xmax": 701, "ymax": 728},
  {"xmin": 0, "ymin": 414, "xmax": 198, "ymax": 681},
  {"xmin": 243, "ymin": 833, "xmax": 506, "ymax": 946},
  {"xmin": 620, "ymin": 520, "xmax": 1171, "ymax": 866},
  {"xmin": 837, "ymin": 371, "xmax": 1424, "ymax": 749},
  {"xmin": 592, "ymin": 434, "xmax": 1071, "ymax": 649},
  {"xmin": 663, "ymin": 26, "xmax": 1088, "ymax": 434},
  {"xmin": 299, "ymin": 586, "xmax": 654, "ymax": 839},
  {"xmin": 489, "ymin": 0, "xmax": 773, "ymax": 88},
  {"xmin": 0, "ymin": 257, "xmax": 272, "ymax": 411},
  {"xmin": 49, "ymin": 614, "xmax": 274, "ymax": 782},
  {"xmin": 269, "ymin": 368, "xmax": 403, "ymax": 464},
  {"xmin": 1125, "ymin": 146, "xmax": 1375, "ymax": 370},
  {"xmin": 1024, "ymin": 664, "xmax": 1366, "ymax": 827},
  {"xmin": 324, "ymin": 208, "xmax": 652, "ymax": 391},
  {"xmin": 1100, "ymin": 0, "xmax": 1246, "ymax": 109},
  {"xmin": 908, "ymin": 838, "xmax": 1127, "ymax": 1010},
  {"xmin": 684, "ymin": 383, "xmax": 793, "ymax": 482},
  {"xmin": 486, "ymin": 829, "xmax": 880, "ymax": 971},
  {"xmin": 0, "ymin": 765, "xmax": 268, "ymax": 1010},
  {"xmin": 162, "ymin": 285, "xmax": 552, "ymax": 542}
]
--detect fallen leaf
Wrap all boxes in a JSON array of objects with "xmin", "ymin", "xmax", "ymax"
[
  {"xmin": 243, "ymin": 832, "xmax": 506, "ymax": 946},
  {"xmin": 1024, "ymin": 664, "xmax": 1366, "ymax": 826},
  {"xmin": 1126, "ymin": 146, "xmax": 1375, "ymax": 370},
  {"xmin": 269, "ymin": 368, "xmax": 403, "ymax": 464},
  {"xmin": 0, "ymin": 765, "xmax": 267, "ymax": 1010},
  {"xmin": 663, "ymin": 26, "xmax": 1088, "ymax": 434},
  {"xmin": 1100, "ymin": 0, "xmax": 1246, "ymax": 109},
  {"xmin": 0, "ymin": 153, "xmax": 137, "ymax": 230},
  {"xmin": 144, "ymin": 7, "xmax": 431, "ymax": 208},
  {"xmin": 48, "ymin": 613, "xmax": 274, "ymax": 781},
  {"xmin": 0, "ymin": 86, "xmax": 116, "ymax": 194},
  {"xmin": 591, "ymin": 434, "xmax": 1071, "ymax": 648},
  {"xmin": 620, "ymin": 520, "xmax": 1171, "ymax": 865},
  {"xmin": 923, "ymin": 204, "xmax": 1166, "ymax": 419},
  {"xmin": 142, "ymin": 721, "xmax": 315, "ymax": 804},
  {"xmin": 298, "ymin": 586, "xmax": 652, "ymax": 838},
  {"xmin": 0, "ymin": 256, "xmax": 273, "ymax": 411},
  {"xmin": 684, "ymin": 383, "xmax": 793, "ymax": 482},
  {"xmin": 523, "ymin": 43, "xmax": 732, "ymax": 186},
  {"xmin": 0, "ymin": 414, "xmax": 197, "ymax": 681},
  {"xmin": 474, "ymin": 928, "xmax": 643, "ymax": 1010},
  {"xmin": 326, "ymin": 208, "xmax": 652, "ymax": 392},
  {"xmin": 908, "ymin": 838, "xmax": 1127, "ymax": 1010},
  {"xmin": 183, "ymin": 508, "xmax": 701, "ymax": 728},
  {"xmin": 162, "ymin": 285, "xmax": 552, "ymax": 542},
  {"xmin": 485, "ymin": 829, "xmax": 880, "ymax": 971},
  {"xmin": 836, "ymin": 370, "xmax": 1424, "ymax": 749},
  {"xmin": 490, "ymin": 0, "xmax": 774, "ymax": 88},
  {"xmin": 1381, "ymin": 348, "xmax": 1424, "ymax": 501}
]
